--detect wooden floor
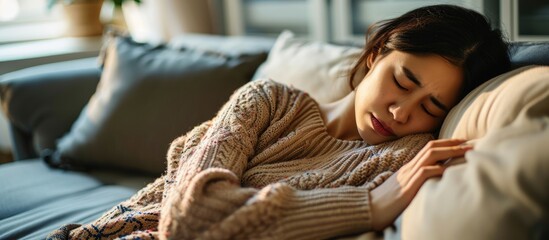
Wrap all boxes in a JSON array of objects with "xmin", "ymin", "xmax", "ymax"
[{"xmin": 0, "ymin": 150, "xmax": 13, "ymax": 164}]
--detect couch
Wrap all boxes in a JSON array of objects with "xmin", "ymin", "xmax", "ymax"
[{"xmin": 0, "ymin": 31, "xmax": 548, "ymax": 239}]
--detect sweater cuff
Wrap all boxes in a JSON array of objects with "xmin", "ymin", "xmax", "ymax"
[
  {"xmin": 279, "ymin": 185, "xmax": 374, "ymax": 239},
  {"xmin": 364, "ymin": 171, "xmax": 394, "ymax": 190}
]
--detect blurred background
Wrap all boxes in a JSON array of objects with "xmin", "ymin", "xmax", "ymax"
[{"xmin": 0, "ymin": 0, "xmax": 548, "ymax": 162}]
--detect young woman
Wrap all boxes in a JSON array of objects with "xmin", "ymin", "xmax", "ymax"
[{"xmin": 49, "ymin": 4, "xmax": 510, "ymax": 240}]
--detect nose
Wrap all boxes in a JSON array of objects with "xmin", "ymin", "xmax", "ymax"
[{"xmin": 389, "ymin": 102, "xmax": 412, "ymax": 124}]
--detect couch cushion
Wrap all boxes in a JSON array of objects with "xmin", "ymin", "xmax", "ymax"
[
  {"xmin": 0, "ymin": 160, "xmax": 100, "ymax": 220},
  {"xmin": 54, "ymin": 36, "xmax": 268, "ymax": 175},
  {"xmin": 169, "ymin": 33, "xmax": 275, "ymax": 56},
  {"xmin": 0, "ymin": 186, "xmax": 135, "ymax": 240},
  {"xmin": 0, "ymin": 159, "xmax": 153, "ymax": 239}
]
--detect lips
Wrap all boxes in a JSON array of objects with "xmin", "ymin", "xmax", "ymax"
[{"xmin": 370, "ymin": 115, "xmax": 395, "ymax": 137}]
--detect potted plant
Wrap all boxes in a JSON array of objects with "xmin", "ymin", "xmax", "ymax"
[
  {"xmin": 47, "ymin": 0, "xmax": 141, "ymax": 9},
  {"xmin": 47, "ymin": 0, "xmax": 141, "ymax": 37}
]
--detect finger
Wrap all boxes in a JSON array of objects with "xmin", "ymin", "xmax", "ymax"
[
  {"xmin": 406, "ymin": 165, "xmax": 447, "ymax": 197},
  {"xmin": 421, "ymin": 145, "xmax": 473, "ymax": 165},
  {"xmin": 425, "ymin": 138, "xmax": 469, "ymax": 149},
  {"xmin": 414, "ymin": 139, "xmax": 468, "ymax": 160}
]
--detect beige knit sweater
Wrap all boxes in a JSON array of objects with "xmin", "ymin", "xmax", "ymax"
[{"xmin": 48, "ymin": 79, "xmax": 431, "ymax": 240}]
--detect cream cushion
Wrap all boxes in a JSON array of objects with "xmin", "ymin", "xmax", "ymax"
[
  {"xmin": 439, "ymin": 65, "xmax": 549, "ymax": 139},
  {"xmin": 254, "ymin": 30, "xmax": 362, "ymax": 103},
  {"xmin": 401, "ymin": 66, "xmax": 549, "ymax": 239}
]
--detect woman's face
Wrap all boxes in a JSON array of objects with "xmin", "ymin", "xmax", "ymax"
[{"xmin": 355, "ymin": 50, "xmax": 463, "ymax": 145}]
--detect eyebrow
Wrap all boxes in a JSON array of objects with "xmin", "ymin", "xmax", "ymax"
[
  {"xmin": 402, "ymin": 67, "xmax": 422, "ymax": 87},
  {"xmin": 402, "ymin": 67, "xmax": 449, "ymax": 112}
]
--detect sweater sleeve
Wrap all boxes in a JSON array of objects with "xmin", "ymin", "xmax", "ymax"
[{"xmin": 158, "ymin": 79, "xmax": 379, "ymax": 240}]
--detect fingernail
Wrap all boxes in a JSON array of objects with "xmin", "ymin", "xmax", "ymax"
[{"xmin": 461, "ymin": 144, "xmax": 474, "ymax": 149}]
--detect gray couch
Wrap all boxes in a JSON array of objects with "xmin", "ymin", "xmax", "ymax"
[{"xmin": 0, "ymin": 34, "xmax": 548, "ymax": 239}]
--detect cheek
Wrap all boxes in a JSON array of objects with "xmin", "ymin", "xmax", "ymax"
[
  {"xmin": 356, "ymin": 78, "xmax": 388, "ymax": 107},
  {"xmin": 407, "ymin": 114, "xmax": 443, "ymax": 134},
  {"xmin": 355, "ymin": 87, "xmax": 378, "ymax": 116}
]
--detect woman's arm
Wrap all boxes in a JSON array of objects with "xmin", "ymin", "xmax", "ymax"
[
  {"xmin": 369, "ymin": 139, "xmax": 473, "ymax": 230},
  {"xmin": 159, "ymin": 79, "xmax": 312, "ymax": 239},
  {"xmin": 158, "ymin": 79, "xmax": 421, "ymax": 240}
]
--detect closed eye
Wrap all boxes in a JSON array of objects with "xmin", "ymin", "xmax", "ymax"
[
  {"xmin": 393, "ymin": 76, "xmax": 408, "ymax": 91},
  {"xmin": 421, "ymin": 104, "xmax": 437, "ymax": 118}
]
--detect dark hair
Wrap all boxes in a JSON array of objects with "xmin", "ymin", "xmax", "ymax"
[{"xmin": 349, "ymin": 4, "xmax": 511, "ymax": 99}]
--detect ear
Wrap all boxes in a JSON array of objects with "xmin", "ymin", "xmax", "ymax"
[{"xmin": 366, "ymin": 53, "xmax": 376, "ymax": 69}]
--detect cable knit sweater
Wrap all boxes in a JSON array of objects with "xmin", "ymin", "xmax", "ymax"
[{"xmin": 48, "ymin": 79, "xmax": 431, "ymax": 240}]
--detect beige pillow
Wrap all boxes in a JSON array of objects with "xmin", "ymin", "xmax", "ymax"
[
  {"xmin": 439, "ymin": 65, "xmax": 549, "ymax": 139},
  {"xmin": 402, "ymin": 118, "xmax": 549, "ymax": 240},
  {"xmin": 401, "ymin": 66, "xmax": 549, "ymax": 240},
  {"xmin": 254, "ymin": 30, "xmax": 362, "ymax": 103}
]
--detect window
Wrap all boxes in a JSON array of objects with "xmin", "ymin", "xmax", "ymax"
[
  {"xmin": 0, "ymin": 0, "xmax": 65, "ymax": 43},
  {"xmin": 222, "ymin": 0, "xmax": 330, "ymax": 41},
  {"xmin": 517, "ymin": 0, "xmax": 549, "ymax": 40},
  {"xmin": 338, "ymin": 0, "xmax": 489, "ymax": 44},
  {"xmin": 221, "ymin": 0, "xmax": 501, "ymax": 43}
]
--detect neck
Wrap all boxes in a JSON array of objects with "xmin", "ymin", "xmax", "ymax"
[{"xmin": 318, "ymin": 92, "xmax": 362, "ymax": 141}]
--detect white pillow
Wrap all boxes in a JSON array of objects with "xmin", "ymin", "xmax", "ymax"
[{"xmin": 254, "ymin": 30, "xmax": 362, "ymax": 103}]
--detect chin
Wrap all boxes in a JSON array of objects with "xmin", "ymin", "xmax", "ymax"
[{"xmin": 359, "ymin": 129, "xmax": 385, "ymax": 145}]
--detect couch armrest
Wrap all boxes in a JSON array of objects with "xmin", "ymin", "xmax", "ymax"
[{"xmin": 0, "ymin": 57, "xmax": 101, "ymax": 160}]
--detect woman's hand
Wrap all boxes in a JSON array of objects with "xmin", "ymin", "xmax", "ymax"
[{"xmin": 369, "ymin": 139, "xmax": 473, "ymax": 231}]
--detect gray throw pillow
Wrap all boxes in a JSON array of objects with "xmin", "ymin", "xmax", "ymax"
[{"xmin": 55, "ymin": 36, "xmax": 268, "ymax": 175}]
